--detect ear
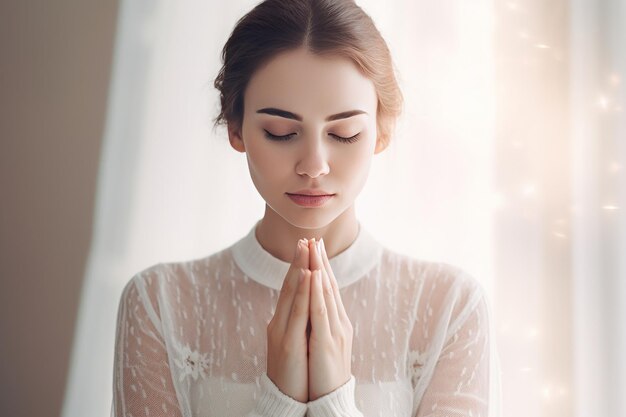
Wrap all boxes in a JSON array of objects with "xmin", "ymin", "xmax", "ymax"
[
  {"xmin": 374, "ymin": 136, "xmax": 388, "ymax": 154},
  {"xmin": 228, "ymin": 124, "xmax": 246, "ymax": 153}
]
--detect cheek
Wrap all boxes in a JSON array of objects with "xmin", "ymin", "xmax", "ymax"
[
  {"xmin": 336, "ymin": 138, "xmax": 374, "ymax": 190},
  {"xmin": 339, "ymin": 134, "xmax": 374, "ymax": 167},
  {"xmin": 245, "ymin": 137, "xmax": 288, "ymax": 184}
]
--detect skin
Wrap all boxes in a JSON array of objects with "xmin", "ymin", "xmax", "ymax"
[{"xmin": 227, "ymin": 46, "xmax": 385, "ymax": 402}]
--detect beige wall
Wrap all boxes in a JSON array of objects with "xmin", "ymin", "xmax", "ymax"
[{"xmin": 0, "ymin": 1, "xmax": 118, "ymax": 416}]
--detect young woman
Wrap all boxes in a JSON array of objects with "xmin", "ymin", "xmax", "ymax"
[{"xmin": 111, "ymin": 0, "xmax": 500, "ymax": 416}]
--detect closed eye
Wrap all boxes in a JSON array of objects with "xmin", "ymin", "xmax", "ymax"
[
  {"xmin": 331, "ymin": 133, "xmax": 360, "ymax": 143},
  {"xmin": 263, "ymin": 130, "xmax": 361, "ymax": 144},
  {"xmin": 263, "ymin": 130, "xmax": 296, "ymax": 141}
]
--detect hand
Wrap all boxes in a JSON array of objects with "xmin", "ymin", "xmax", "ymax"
[
  {"xmin": 266, "ymin": 238, "xmax": 311, "ymax": 403},
  {"xmin": 307, "ymin": 237, "xmax": 354, "ymax": 401}
]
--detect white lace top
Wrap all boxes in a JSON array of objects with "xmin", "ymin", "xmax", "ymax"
[{"xmin": 111, "ymin": 220, "xmax": 501, "ymax": 417}]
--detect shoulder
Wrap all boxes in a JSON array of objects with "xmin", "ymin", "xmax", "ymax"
[
  {"xmin": 114, "ymin": 263, "xmax": 170, "ymax": 338},
  {"xmin": 379, "ymin": 246, "xmax": 483, "ymax": 293},
  {"xmin": 122, "ymin": 246, "xmax": 233, "ymax": 305},
  {"xmin": 118, "ymin": 262, "xmax": 170, "ymax": 322},
  {"xmin": 392, "ymin": 253, "xmax": 490, "ymax": 349},
  {"xmin": 122, "ymin": 261, "xmax": 171, "ymax": 299},
  {"xmin": 379, "ymin": 247, "xmax": 486, "ymax": 319},
  {"xmin": 125, "ymin": 246, "xmax": 232, "ymax": 293}
]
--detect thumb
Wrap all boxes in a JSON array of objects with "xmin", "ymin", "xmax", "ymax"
[{"xmin": 291, "ymin": 238, "xmax": 309, "ymax": 270}]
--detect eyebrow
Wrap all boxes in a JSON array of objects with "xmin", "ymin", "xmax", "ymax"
[{"xmin": 256, "ymin": 107, "xmax": 367, "ymax": 122}]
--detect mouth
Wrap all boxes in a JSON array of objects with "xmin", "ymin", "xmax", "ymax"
[{"xmin": 285, "ymin": 193, "xmax": 335, "ymax": 207}]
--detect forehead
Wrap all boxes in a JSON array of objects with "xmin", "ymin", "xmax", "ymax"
[{"xmin": 244, "ymin": 47, "xmax": 377, "ymax": 119}]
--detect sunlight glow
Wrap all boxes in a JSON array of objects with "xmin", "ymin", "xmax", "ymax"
[
  {"xmin": 521, "ymin": 183, "xmax": 537, "ymax": 197},
  {"xmin": 608, "ymin": 162, "xmax": 622, "ymax": 173}
]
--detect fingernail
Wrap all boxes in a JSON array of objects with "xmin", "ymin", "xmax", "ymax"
[
  {"xmin": 319, "ymin": 238, "xmax": 325, "ymax": 256},
  {"xmin": 316, "ymin": 239, "xmax": 321, "ymax": 253},
  {"xmin": 298, "ymin": 239, "xmax": 307, "ymax": 257}
]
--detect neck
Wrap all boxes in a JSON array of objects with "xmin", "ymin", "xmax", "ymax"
[{"xmin": 255, "ymin": 204, "xmax": 360, "ymax": 263}]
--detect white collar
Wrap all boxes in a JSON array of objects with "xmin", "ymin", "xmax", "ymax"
[{"xmin": 231, "ymin": 220, "xmax": 383, "ymax": 291}]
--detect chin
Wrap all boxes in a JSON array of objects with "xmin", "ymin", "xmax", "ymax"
[
  {"xmin": 280, "ymin": 199, "xmax": 353, "ymax": 231},
  {"xmin": 268, "ymin": 204, "xmax": 333, "ymax": 231}
]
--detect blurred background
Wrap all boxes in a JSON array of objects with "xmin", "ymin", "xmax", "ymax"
[{"xmin": 0, "ymin": 0, "xmax": 624, "ymax": 416}]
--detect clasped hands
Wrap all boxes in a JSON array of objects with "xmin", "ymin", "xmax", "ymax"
[{"xmin": 266, "ymin": 237, "xmax": 354, "ymax": 403}]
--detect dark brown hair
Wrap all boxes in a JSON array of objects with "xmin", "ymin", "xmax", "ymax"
[{"xmin": 212, "ymin": 0, "xmax": 403, "ymax": 151}]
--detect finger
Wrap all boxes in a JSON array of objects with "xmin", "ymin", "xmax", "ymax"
[
  {"xmin": 309, "ymin": 269, "xmax": 331, "ymax": 339},
  {"xmin": 319, "ymin": 238, "xmax": 349, "ymax": 323},
  {"xmin": 274, "ymin": 240, "xmax": 308, "ymax": 333},
  {"xmin": 315, "ymin": 239, "xmax": 340, "ymax": 332},
  {"xmin": 293, "ymin": 238, "xmax": 310, "ymax": 270},
  {"xmin": 273, "ymin": 267, "xmax": 304, "ymax": 334},
  {"xmin": 276, "ymin": 239, "xmax": 306, "ymax": 305},
  {"xmin": 319, "ymin": 263, "xmax": 340, "ymax": 337},
  {"xmin": 308, "ymin": 238, "xmax": 323, "ymax": 271},
  {"xmin": 285, "ymin": 269, "xmax": 311, "ymax": 340}
]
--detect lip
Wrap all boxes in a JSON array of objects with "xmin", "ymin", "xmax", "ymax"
[
  {"xmin": 288, "ymin": 189, "xmax": 334, "ymax": 196},
  {"xmin": 286, "ymin": 193, "xmax": 335, "ymax": 207}
]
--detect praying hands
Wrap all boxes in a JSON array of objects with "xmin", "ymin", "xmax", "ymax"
[{"xmin": 266, "ymin": 237, "xmax": 354, "ymax": 403}]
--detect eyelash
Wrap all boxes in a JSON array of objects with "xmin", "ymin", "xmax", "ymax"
[{"xmin": 263, "ymin": 130, "xmax": 361, "ymax": 144}]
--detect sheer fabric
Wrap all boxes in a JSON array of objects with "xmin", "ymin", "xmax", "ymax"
[{"xmin": 112, "ymin": 220, "xmax": 501, "ymax": 416}]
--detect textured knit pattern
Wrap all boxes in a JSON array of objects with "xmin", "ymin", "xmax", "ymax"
[{"xmin": 111, "ymin": 220, "xmax": 498, "ymax": 416}]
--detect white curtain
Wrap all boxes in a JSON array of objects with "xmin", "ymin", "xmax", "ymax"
[
  {"xmin": 60, "ymin": 1, "xmax": 625, "ymax": 417},
  {"xmin": 570, "ymin": 0, "xmax": 626, "ymax": 416},
  {"xmin": 491, "ymin": 0, "xmax": 625, "ymax": 415}
]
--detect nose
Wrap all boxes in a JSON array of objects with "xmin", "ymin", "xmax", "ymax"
[{"xmin": 295, "ymin": 134, "xmax": 330, "ymax": 178}]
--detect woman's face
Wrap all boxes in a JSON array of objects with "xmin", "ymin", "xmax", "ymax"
[{"xmin": 228, "ymin": 46, "xmax": 380, "ymax": 229}]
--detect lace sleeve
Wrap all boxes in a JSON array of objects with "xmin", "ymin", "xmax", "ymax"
[
  {"xmin": 413, "ymin": 284, "xmax": 492, "ymax": 417},
  {"xmin": 111, "ymin": 275, "xmax": 185, "ymax": 417},
  {"xmin": 111, "ymin": 271, "xmax": 308, "ymax": 417}
]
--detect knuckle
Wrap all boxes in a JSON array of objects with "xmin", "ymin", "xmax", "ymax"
[
  {"xmin": 315, "ymin": 305, "xmax": 326, "ymax": 316},
  {"xmin": 337, "ymin": 330, "xmax": 352, "ymax": 349},
  {"xmin": 323, "ymin": 282, "xmax": 332, "ymax": 296},
  {"xmin": 297, "ymin": 277, "xmax": 308, "ymax": 293},
  {"xmin": 291, "ymin": 301, "xmax": 307, "ymax": 316}
]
